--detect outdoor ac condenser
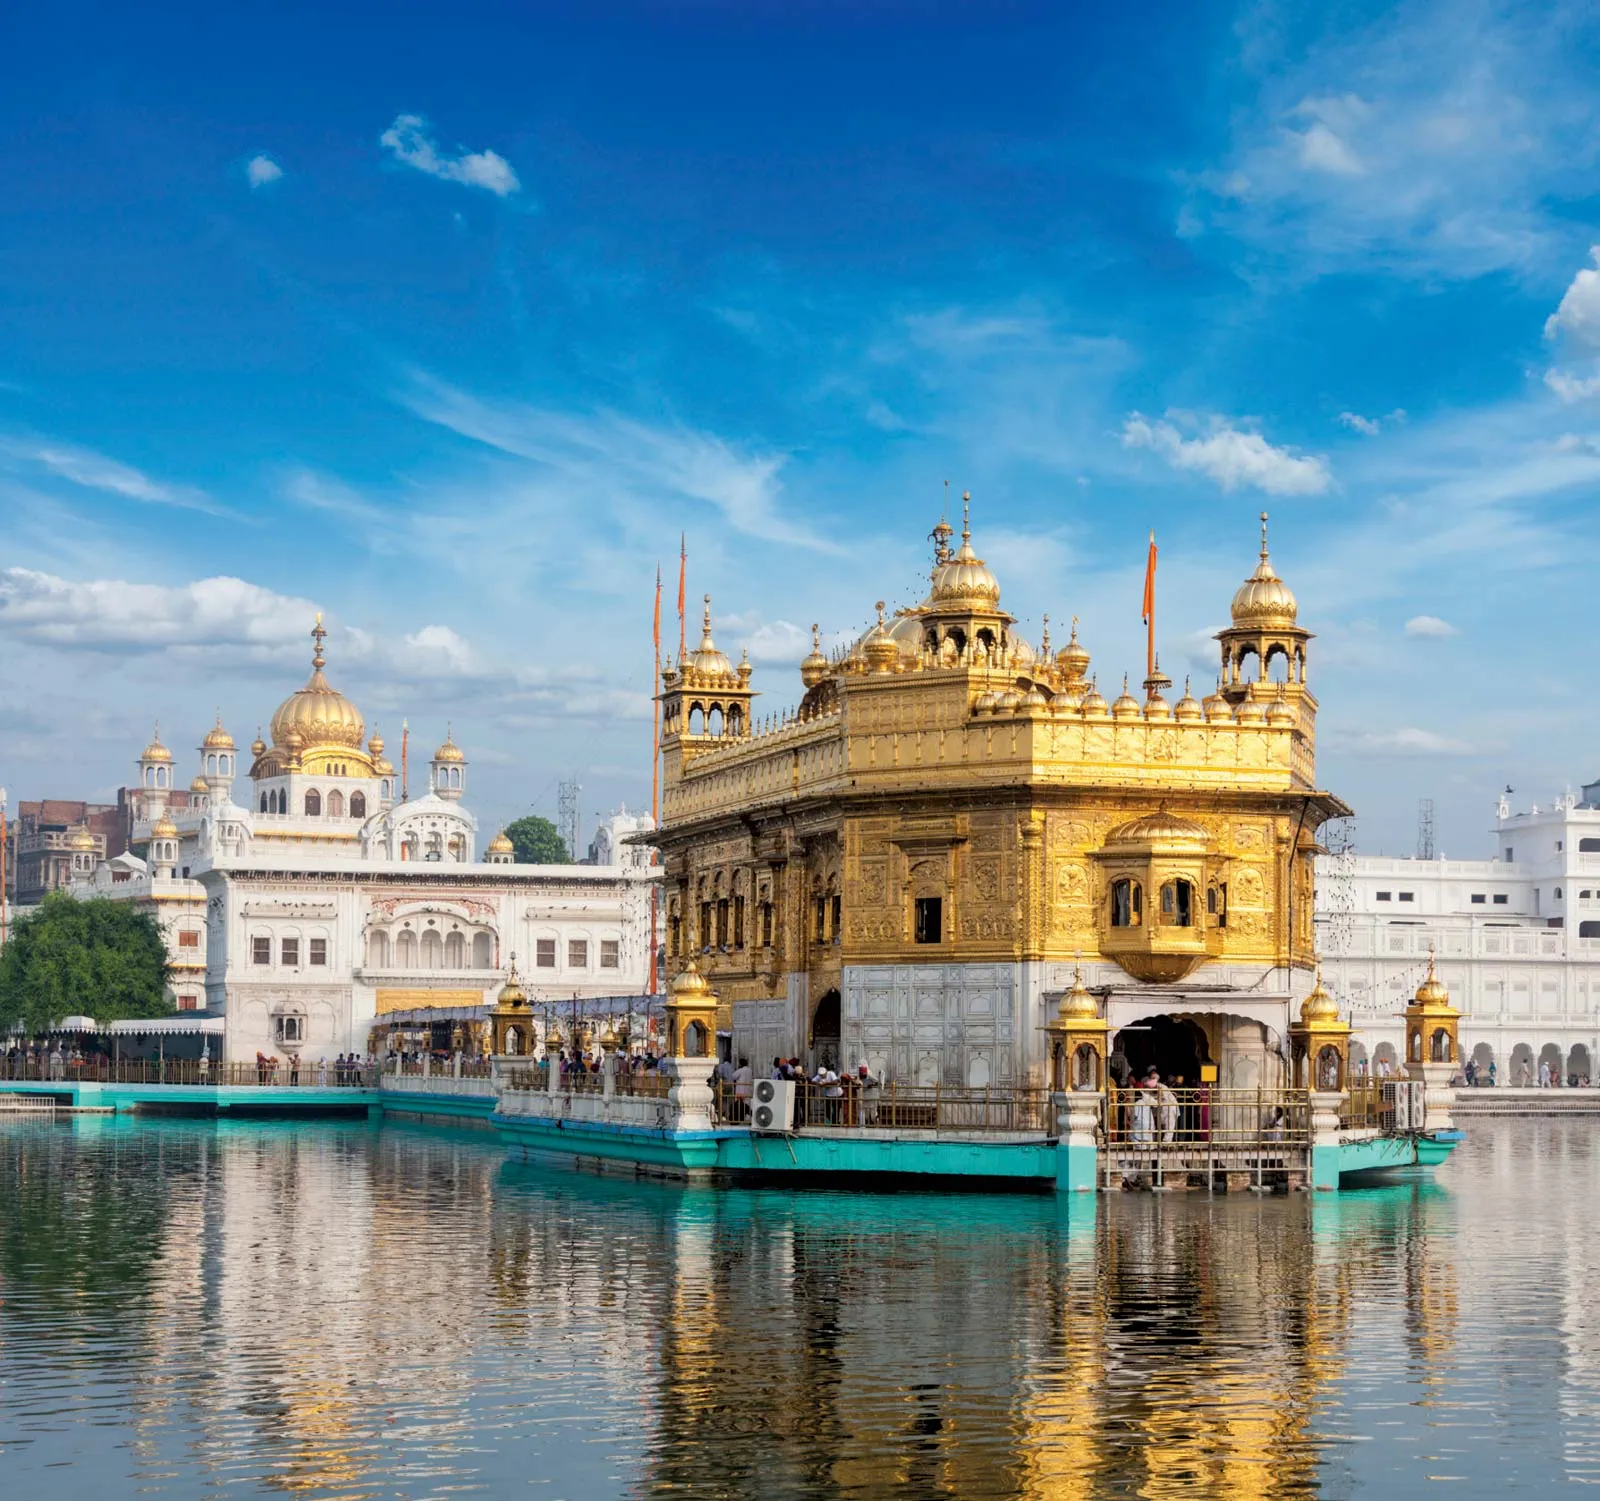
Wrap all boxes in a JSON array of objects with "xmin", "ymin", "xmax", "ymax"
[{"xmin": 751, "ymin": 1077, "xmax": 796, "ymax": 1132}]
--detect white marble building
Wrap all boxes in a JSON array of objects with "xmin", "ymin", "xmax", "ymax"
[
  {"xmin": 1316, "ymin": 777, "xmax": 1600, "ymax": 1084},
  {"xmin": 74, "ymin": 619, "xmax": 660, "ymax": 1061}
]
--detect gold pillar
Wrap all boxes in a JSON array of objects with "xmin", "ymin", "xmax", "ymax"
[
  {"xmin": 1288, "ymin": 960, "xmax": 1351, "ymax": 1091},
  {"xmin": 1043, "ymin": 965, "xmax": 1110, "ymax": 1092},
  {"xmin": 1404, "ymin": 951, "xmax": 1460, "ymax": 1067},
  {"xmin": 488, "ymin": 957, "xmax": 531, "ymax": 1056}
]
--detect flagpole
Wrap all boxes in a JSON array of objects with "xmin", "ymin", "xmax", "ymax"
[
  {"xmin": 650, "ymin": 565, "xmax": 662, "ymax": 996},
  {"xmin": 1143, "ymin": 530, "xmax": 1157, "ymax": 683},
  {"xmin": 678, "ymin": 533, "xmax": 687, "ymax": 661}
]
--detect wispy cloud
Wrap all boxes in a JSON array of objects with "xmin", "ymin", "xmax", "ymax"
[
  {"xmin": 1122, "ymin": 413, "xmax": 1332, "ymax": 495},
  {"xmin": 1191, "ymin": 1, "xmax": 1600, "ymax": 279},
  {"xmin": 246, "ymin": 154, "xmax": 283, "ymax": 189},
  {"xmin": 1405, "ymin": 614, "xmax": 1458, "ymax": 637},
  {"xmin": 1336, "ymin": 726, "xmax": 1476, "ymax": 756},
  {"xmin": 400, "ymin": 373, "xmax": 835, "ymax": 551},
  {"xmin": 0, "ymin": 437, "xmax": 223, "ymax": 515},
  {"xmin": 379, "ymin": 114, "xmax": 520, "ymax": 197}
]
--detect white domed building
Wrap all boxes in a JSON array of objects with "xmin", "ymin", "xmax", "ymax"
[{"xmin": 74, "ymin": 617, "xmax": 660, "ymax": 1062}]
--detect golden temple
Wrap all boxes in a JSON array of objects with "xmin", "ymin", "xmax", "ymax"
[{"xmin": 652, "ymin": 499, "xmax": 1349, "ymax": 1091}]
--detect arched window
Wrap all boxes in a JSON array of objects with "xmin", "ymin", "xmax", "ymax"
[
  {"xmin": 1159, "ymin": 879, "xmax": 1194, "ymax": 927},
  {"xmin": 368, "ymin": 930, "xmax": 390, "ymax": 968},
  {"xmin": 395, "ymin": 929, "xmax": 417, "ymax": 967},
  {"xmin": 1110, "ymin": 879, "xmax": 1142, "ymax": 928},
  {"xmin": 1206, "ymin": 883, "xmax": 1227, "ymax": 927},
  {"xmin": 708, "ymin": 706, "xmax": 724, "ymax": 736},
  {"xmin": 1265, "ymin": 645, "xmax": 1290, "ymax": 684},
  {"xmin": 350, "ymin": 792, "xmax": 366, "ymax": 819},
  {"xmin": 945, "ymin": 627, "xmax": 967, "ymax": 655},
  {"xmin": 447, "ymin": 835, "xmax": 465, "ymax": 862},
  {"xmin": 327, "ymin": 790, "xmax": 345, "ymax": 817},
  {"xmin": 1430, "ymin": 1027, "xmax": 1453, "ymax": 1063},
  {"xmin": 402, "ymin": 834, "xmax": 418, "ymax": 861},
  {"xmin": 420, "ymin": 930, "xmax": 443, "ymax": 969},
  {"xmin": 1316, "ymin": 1045, "xmax": 1343, "ymax": 1091},
  {"xmin": 685, "ymin": 1020, "xmax": 708, "ymax": 1058},
  {"xmin": 1581, "ymin": 921, "xmax": 1600, "ymax": 938},
  {"xmin": 304, "ymin": 789, "xmax": 321, "ymax": 817},
  {"xmin": 444, "ymin": 931, "xmax": 465, "ymax": 967},
  {"xmin": 472, "ymin": 932, "xmax": 492, "ymax": 968},
  {"xmin": 425, "ymin": 833, "xmax": 443, "ymax": 860},
  {"xmin": 259, "ymin": 792, "xmax": 268, "ymax": 813}
]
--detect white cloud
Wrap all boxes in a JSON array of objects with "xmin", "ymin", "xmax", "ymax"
[
  {"xmin": 1341, "ymin": 726, "xmax": 1476, "ymax": 756},
  {"xmin": 1339, "ymin": 411, "xmax": 1382, "ymax": 436},
  {"xmin": 246, "ymin": 155, "xmax": 283, "ymax": 188},
  {"xmin": 0, "ymin": 568, "xmax": 316, "ymax": 652},
  {"xmin": 1195, "ymin": 6, "xmax": 1600, "ymax": 280},
  {"xmin": 1405, "ymin": 614, "xmax": 1458, "ymax": 637},
  {"xmin": 1545, "ymin": 367, "xmax": 1600, "ymax": 402},
  {"xmin": 403, "ymin": 623, "xmax": 475, "ymax": 673},
  {"xmin": 1122, "ymin": 413, "xmax": 1332, "ymax": 495},
  {"xmin": 379, "ymin": 114, "xmax": 520, "ymax": 197},
  {"xmin": 401, "ymin": 373, "xmax": 834, "ymax": 551},
  {"xmin": 1545, "ymin": 247, "xmax": 1600, "ymax": 348},
  {"xmin": 0, "ymin": 437, "xmax": 220, "ymax": 514}
]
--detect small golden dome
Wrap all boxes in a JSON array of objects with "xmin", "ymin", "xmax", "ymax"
[
  {"xmin": 1413, "ymin": 953, "xmax": 1450, "ymax": 1008},
  {"xmin": 1106, "ymin": 808, "xmax": 1210, "ymax": 848},
  {"xmin": 141, "ymin": 726, "xmax": 173, "ymax": 764},
  {"xmin": 68, "ymin": 824, "xmax": 97, "ymax": 852},
  {"xmin": 1023, "ymin": 685, "xmax": 1049, "ymax": 710},
  {"xmin": 599, "ymin": 1023, "xmax": 618, "ymax": 1050},
  {"xmin": 1059, "ymin": 966, "xmax": 1100, "ymax": 1023},
  {"xmin": 997, "ymin": 689, "xmax": 1023, "ymax": 712},
  {"xmin": 151, "ymin": 814, "xmax": 179, "ymax": 840},
  {"xmin": 270, "ymin": 617, "xmax": 366, "ymax": 752},
  {"xmin": 685, "ymin": 595, "xmax": 734, "ymax": 678},
  {"xmin": 374, "ymin": 757, "xmax": 395, "ymax": 776},
  {"xmin": 545, "ymin": 1023, "xmax": 563, "ymax": 1050},
  {"xmin": 669, "ymin": 958, "xmax": 715, "ymax": 1003},
  {"xmin": 1300, "ymin": 963, "xmax": 1339, "ymax": 1024},
  {"xmin": 1202, "ymin": 681, "xmax": 1231, "ymax": 720},
  {"xmin": 1267, "ymin": 691, "xmax": 1297, "ymax": 724},
  {"xmin": 250, "ymin": 731, "xmax": 267, "ymax": 758},
  {"xmin": 1055, "ymin": 618, "xmax": 1091, "ymax": 682},
  {"xmin": 799, "ymin": 623, "xmax": 829, "ymax": 688},
  {"xmin": 1230, "ymin": 512, "xmax": 1299, "ymax": 627},
  {"xmin": 1080, "ymin": 679, "xmax": 1110, "ymax": 717},
  {"xmin": 202, "ymin": 715, "xmax": 235, "ymax": 750},
  {"xmin": 368, "ymin": 732, "xmax": 385, "ymax": 758},
  {"xmin": 973, "ymin": 690, "xmax": 1000, "ymax": 715},
  {"xmin": 434, "ymin": 728, "xmax": 465, "ymax": 763},
  {"xmin": 1111, "ymin": 675, "xmax": 1142, "ymax": 720},
  {"xmin": 487, "ymin": 829, "xmax": 514, "ymax": 856},
  {"xmin": 189, "ymin": 775, "xmax": 208, "ymax": 793},
  {"xmin": 862, "ymin": 602, "xmax": 900, "ymax": 673},
  {"xmin": 926, "ymin": 493, "xmax": 1002, "ymax": 607},
  {"xmin": 1174, "ymin": 678, "xmax": 1204, "ymax": 721},
  {"xmin": 1235, "ymin": 696, "xmax": 1268, "ymax": 723}
]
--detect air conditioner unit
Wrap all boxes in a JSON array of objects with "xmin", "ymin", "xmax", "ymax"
[{"xmin": 750, "ymin": 1077, "xmax": 796, "ymax": 1132}]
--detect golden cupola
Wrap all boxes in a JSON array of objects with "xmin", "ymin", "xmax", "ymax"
[
  {"xmin": 799, "ymin": 623, "xmax": 829, "ymax": 689},
  {"xmin": 684, "ymin": 595, "xmax": 734, "ymax": 681},
  {"xmin": 141, "ymin": 727, "xmax": 173, "ymax": 765},
  {"xmin": 1216, "ymin": 512, "xmax": 1315, "ymax": 712},
  {"xmin": 1230, "ymin": 513, "xmax": 1299, "ymax": 628},
  {"xmin": 269, "ymin": 616, "xmax": 366, "ymax": 752},
  {"xmin": 202, "ymin": 716, "xmax": 235, "ymax": 751},
  {"xmin": 927, "ymin": 493, "xmax": 1002, "ymax": 608}
]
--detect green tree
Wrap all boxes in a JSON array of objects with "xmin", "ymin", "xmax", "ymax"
[
  {"xmin": 504, "ymin": 814, "xmax": 571, "ymax": 865},
  {"xmin": 0, "ymin": 891, "xmax": 170, "ymax": 1031}
]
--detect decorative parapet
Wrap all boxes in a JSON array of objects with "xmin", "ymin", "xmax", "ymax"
[{"xmin": 497, "ymin": 1087, "xmax": 675, "ymax": 1130}]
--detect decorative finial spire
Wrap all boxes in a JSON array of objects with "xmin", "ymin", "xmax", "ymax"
[
  {"xmin": 702, "ymin": 593, "xmax": 712, "ymax": 636},
  {"xmin": 875, "ymin": 600, "xmax": 886, "ymax": 627},
  {"xmin": 962, "ymin": 489, "xmax": 971, "ymax": 544},
  {"xmin": 1259, "ymin": 510, "xmax": 1270, "ymax": 562},
  {"xmin": 1040, "ymin": 614, "xmax": 1051, "ymax": 654},
  {"xmin": 311, "ymin": 612, "xmax": 327, "ymax": 671},
  {"xmin": 1184, "ymin": 675, "xmax": 1192, "ymax": 695},
  {"xmin": 811, "ymin": 622, "xmax": 821, "ymax": 650}
]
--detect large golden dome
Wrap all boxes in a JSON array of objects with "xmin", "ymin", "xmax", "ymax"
[
  {"xmin": 683, "ymin": 594, "xmax": 734, "ymax": 679},
  {"xmin": 269, "ymin": 617, "xmax": 366, "ymax": 752},
  {"xmin": 1230, "ymin": 512, "xmax": 1298, "ymax": 627}
]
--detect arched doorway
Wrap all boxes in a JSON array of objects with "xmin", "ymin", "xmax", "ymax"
[
  {"xmin": 1509, "ymin": 1042, "xmax": 1534, "ymax": 1086},
  {"xmin": 1569, "ymin": 1044, "xmax": 1593, "ymax": 1085},
  {"xmin": 1115, "ymin": 1015, "xmax": 1210, "ymax": 1089},
  {"xmin": 1470, "ymin": 1041, "xmax": 1495, "ymax": 1083},
  {"xmin": 1539, "ymin": 1042, "xmax": 1564, "ymax": 1083},
  {"xmin": 1348, "ymin": 1039, "xmax": 1370, "ymax": 1077},
  {"xmin": 810, "ymin": 989, "xmax": 841, "ymax": 1070}
]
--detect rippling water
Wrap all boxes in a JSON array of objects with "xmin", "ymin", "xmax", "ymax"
[{"xmin": 0, "ymin": 1115, "xmax": 1595, "ymax": 1498}]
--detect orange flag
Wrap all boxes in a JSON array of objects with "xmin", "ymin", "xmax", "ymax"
[
  {"xmin": 677, "ymin": 533, "xmax": 687, "ymax": 658},
  {"xmin": 1141, "ymin": 530, "xmax": 1157, "ymax": 625}
]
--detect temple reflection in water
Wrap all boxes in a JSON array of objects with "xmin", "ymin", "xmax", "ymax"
[{"xmin": 27, "ymin": 1115, "xmax": 1600, "ymax": 1499}]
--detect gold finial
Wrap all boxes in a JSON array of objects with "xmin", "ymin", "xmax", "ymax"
[
  {"xmin": 311, "ymin": 613, "xmax": 327, "ymax": 670},
  {"xmin": 875, "ymin": 600, "xmax": 886, "ymax": 627},
  {"xmin": 1259, "ymin": 510, "xmax": 1270, "ymax": 562},
  {"xmin": 1040, "ymin": 614, "xmax": 1051, "ymax": 654},
  {"xmin": 702, "ymin": 593, "xmax": 712, "ymax": 635},
  {"xmin": 1070, "ymin": 615, "xmax": 1079, "ymax": 642},
  {"xmin": 962, "ymin": 489, "xmax": 971, "ymax": 543},
  {"xmin": 811, "ymin": 622, "xmax": 820, "ymax": 650}
]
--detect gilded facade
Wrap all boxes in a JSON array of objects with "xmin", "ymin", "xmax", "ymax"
[{"xmin": 652, "ymin": 503, "xmax": 1348, "ymax": 1089}]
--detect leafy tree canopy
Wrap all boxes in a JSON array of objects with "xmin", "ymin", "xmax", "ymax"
[
  {"xmin": 504, "ymin": 814, "xmax": 571, "ymax": 865},
  {"xmin": 0, "ymin": 892, "xmax": 170, "ymax": 1033}
]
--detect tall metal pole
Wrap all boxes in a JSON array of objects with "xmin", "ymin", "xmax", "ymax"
[{"xmin": 0, "ymin": 786, "xmax": 8, "ymax": 950}]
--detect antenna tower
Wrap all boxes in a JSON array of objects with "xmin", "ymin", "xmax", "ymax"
[
  {"xmin": 1417, "ymin": 798, "xmax": 1435, "ymax": 861},
  {"xmin": 557, "ymin": 778, "xmax": 582, "ymax": 861}
]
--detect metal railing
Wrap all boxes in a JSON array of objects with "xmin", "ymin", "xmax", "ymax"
[
  {"xmin": 1102, "ymin": 1086, "xmax": 1310, "ymax": 1147},
  {"xmin": 0, "ymin": 1057, "xmax": 378, "ymax": 1088},
  {"xmin": 1342, "ymin": 1078, "xmax": 1427, "ymax": 1133},
  {"xmin": 714, "ymin": 1079, "xmax": 1054, "ymax": 1133}
]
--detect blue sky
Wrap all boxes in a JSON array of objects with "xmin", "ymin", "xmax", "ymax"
[{"xmin": 3, "ymin": 0, "xmax": 1599, "ymax": 854}]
